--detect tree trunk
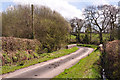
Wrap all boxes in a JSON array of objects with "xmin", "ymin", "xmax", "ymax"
[
  {"xmin": 110, "ymin": 31, "xmax": 114, "ymax": 41},
  {"xmin": 31, "ymin": 4, "xmax": 35, "ymax": 39},
  {"xmin": 110, "ymin": 23, "xmax": 114, "ymax": 41},
  {"xmin": 99, "ymin": 30, "xmax": 103, "ymax": 44},
  {"xmin": 118, "ymin": 26, "xmax": 120, "ymax": 40},
  {"xmin": 78, "ymin": 29, "xmax": 80, "ymax": 43},
  {"xmin": 90, "ymin": 26, "xmax": 92, "ymax": 43}
]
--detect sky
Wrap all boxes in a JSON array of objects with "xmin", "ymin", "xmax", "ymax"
[{"xmin": 0, "ymin": 0, "xmax": 120, "ymax": 19}]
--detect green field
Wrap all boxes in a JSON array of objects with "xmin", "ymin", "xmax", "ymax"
[
  {"xmin": 69, "ymin": 33, "xmax": 110, "ymax": 44},
  {"xmin": 2, "ymin": 47, "xmax": 79, "ymax": 74},
  {"xmin": 53, "ymin": 44, "xmax": 101, "ymax": 79}
]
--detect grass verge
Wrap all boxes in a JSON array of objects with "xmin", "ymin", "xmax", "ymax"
[
  {"xmin": 2, "ymin": 47, "xmax": 79, "ymax": 74},
  {"xmin": 53, "ymin": 44, "xmax": 101, "ymax": 79},
  {"xmin": 77, "ymin": 44, "xmax": 98, "ymax": 49}
]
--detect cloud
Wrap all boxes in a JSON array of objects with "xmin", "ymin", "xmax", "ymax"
[
  {"xmin": 6, "ymin": 5, "xmax": 14, "ymax": 11},
  {"xmin": 0, "ymin": 0, "xmax": 13, "ymax": 2},
  {"xmin": 12, "ymin": 0, "xmax": 83, "ymax": 19},
  {"xmin": 66, "ymin": 0, "xmax": 119, "ymax": 3},
  {"xmin": 92, "ymin": 0, "xmax": 109, "ymax": 5},
  {"xmin": 3, "ymin": 0, "xmax": 119, "ymax": 19},
  {"xmin": 0, "ymin": 3, "xmax": 2, "ymax": 12}
]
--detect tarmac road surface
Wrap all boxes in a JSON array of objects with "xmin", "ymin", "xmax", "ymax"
[{"xmin": 1, "ymin": 47, "xmax": 94, "ymax": 80}]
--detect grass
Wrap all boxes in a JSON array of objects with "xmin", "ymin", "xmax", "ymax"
[
  {"xmin": 2, "ymin": 47, "xmax": 79, "ymax": 74},
  {"xmin": 69, "ymin": 33, "xmax": 110, "ymax": 44},
  {"xmin": 69, "ymin": 35, "xmax": 76, "ymax": 40},
  {"xmin": 53, "ymin": 44, "xmax": 101, "ymax": 79},
  {"xmin": 81, "ymin": 33, "xmax": 110, "ymax": 41},
  {"xmin": 77, "ymin": 44, "xmax": 98, "ymax": 49}
]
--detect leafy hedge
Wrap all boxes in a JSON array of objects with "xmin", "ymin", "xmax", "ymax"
[
  {"xmin": 104, "ymin": 40, "xmax": 120, "ymax": 78},
  {"xmin": 1, "ymin": 37, "xmax": 42, "ymax": 65},
  {"xmin": 1, "ymin": 37, "xmax": 41, "ymax": 51}
]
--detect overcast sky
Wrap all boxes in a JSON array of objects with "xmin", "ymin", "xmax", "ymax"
[{"xmin": 0, "ymin": 0, "xmax": 119, "ymax": 19}]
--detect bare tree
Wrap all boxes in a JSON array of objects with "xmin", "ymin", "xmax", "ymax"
[
  {"xmin": 84, "ymin": 5, "xmax": 111, "ymax": 43},
  {"xmin": 118, "ymin": 9, "xmax": 120, "ymax": 40},
  {"xmin": 70, "ymin": 18, "xmax": 76, "ymax": 32},
  {"xmin": 83, "ymin": 12, "xmax": 92, "ymax": 43},
  {"xmin": 108, "ymin": 5, "xmax": 119, "ymax": 41},
  {"xmin": 70, "ymin": 17, "xmax": 84, "ymax": 43}
]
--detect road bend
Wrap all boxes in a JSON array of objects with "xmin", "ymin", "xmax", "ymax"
[{"xmin": 1, "ymin": 47, "xmax": 94, "ymax": 80}]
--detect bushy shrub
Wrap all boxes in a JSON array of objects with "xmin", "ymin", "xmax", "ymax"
[
  {"xmin": 1, "ymin": 5, "xmax": 70, "ymax": 65},
  {"xmin": 34, "ymin": 6, "xmax": 70, "ymax": 52},
  {"xmin": 2, "ymin": 5, "xmax": 70, "ymax": 53}
]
